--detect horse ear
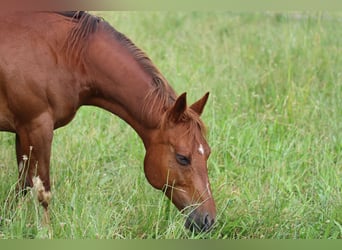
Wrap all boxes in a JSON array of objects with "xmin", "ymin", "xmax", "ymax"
[
  {"xmin": 190, "ymin": 92, "xmax": 209, "ymax": 116},
  {"xmin": 168, "ymin": 92, "xmax": 187, "ymax": 122}
]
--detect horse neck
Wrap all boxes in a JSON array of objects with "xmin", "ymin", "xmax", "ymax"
[{"xmin": 83, "ymin": 31, "xmax": 172, "ymax": 148}]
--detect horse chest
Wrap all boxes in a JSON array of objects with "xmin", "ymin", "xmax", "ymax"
[{"xmin": 0, "ymin": 111, "xmax": 14, "ymax": 132}]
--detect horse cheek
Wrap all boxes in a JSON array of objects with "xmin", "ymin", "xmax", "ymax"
[{"xmin": 143, "ymin": 147, "xmax": 166, "ymax": 190}]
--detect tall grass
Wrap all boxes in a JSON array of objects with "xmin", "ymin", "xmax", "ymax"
[{"xmin": 0, "ymin": 12, "xmax": 341, "ymax": 239}]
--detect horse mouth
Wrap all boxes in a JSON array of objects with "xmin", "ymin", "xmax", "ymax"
[{"xmin": 185, "ymin": 210, "xmax": 215, "ymax": 232}]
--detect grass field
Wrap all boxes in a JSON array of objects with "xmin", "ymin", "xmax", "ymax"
[{"xmin": 0, "ymin": 12, "xmax": 341, "ymax": 239}]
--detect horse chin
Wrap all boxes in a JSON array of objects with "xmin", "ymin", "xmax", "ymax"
[{"xmin": 184, "ymin": 210, "xmax": 215, "ymax": 233}]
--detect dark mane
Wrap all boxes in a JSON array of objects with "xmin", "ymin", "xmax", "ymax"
[{"xmin": 61, "ymin": 12, "xmax": 204, "ymax": 137}]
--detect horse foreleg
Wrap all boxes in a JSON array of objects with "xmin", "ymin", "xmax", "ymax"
[{"xmin": 15, "ymin": 113, "xmax": 54, "ymax": 225}]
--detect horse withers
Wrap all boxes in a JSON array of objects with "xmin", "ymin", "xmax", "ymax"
[{"xmin": 0, "ymin": 11, "xmax": 216, "ymax": 232}]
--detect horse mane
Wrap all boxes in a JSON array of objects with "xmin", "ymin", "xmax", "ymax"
[
  {"xmin": 60, "ymin": 12, "xmax": 205, "ymax": 137},
  {"xmin": 100, "ymin": 21, "xmax": 177, "ymax": 121},
  {"xmin": 60, "ymin": 11, "xmax": 101, "ymax": 67},
  {"xmin": 177, "ymin": 109, "xmax": 208, "ymax": 141}
]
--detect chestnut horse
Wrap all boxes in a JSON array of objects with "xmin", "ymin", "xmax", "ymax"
[{"xmin": 0, "ymin": 11, "xmax": 216, "ymax": 232}]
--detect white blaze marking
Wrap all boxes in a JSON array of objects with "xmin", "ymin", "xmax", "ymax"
[
  {"xmin": 198, "ymin": 144, "xmax": 205, "ymax": 155},
  {"xmin": 206, "ymin": 182, "xmax": 212, "ymax": 197}
]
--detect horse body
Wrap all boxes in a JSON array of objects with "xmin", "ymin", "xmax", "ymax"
[
  {"xmin": 0, "ymin": 13, "xmax": 83, "ymax": 131},
  {"xmin": 0, "ymin": 12, "xmax": 216, "ymax": 232}
]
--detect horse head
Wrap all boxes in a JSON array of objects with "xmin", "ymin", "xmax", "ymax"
[{"xmin": 144, "ymin": 92, "xmax": 216, "ymax": 232}]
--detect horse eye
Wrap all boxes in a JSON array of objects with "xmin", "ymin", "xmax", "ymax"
[{"xmin": 176, "ymin": 153, "xmax": 191, "ymax": 166}]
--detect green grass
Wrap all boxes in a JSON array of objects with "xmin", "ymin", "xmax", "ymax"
[{"xmin": 0, "ymin": 12, "xmax": 341, "ymax": 239}]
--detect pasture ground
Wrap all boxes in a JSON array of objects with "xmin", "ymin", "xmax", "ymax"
[{"xmin": 0, "ymin": 12, "xmax": 341, "ymax": 239}]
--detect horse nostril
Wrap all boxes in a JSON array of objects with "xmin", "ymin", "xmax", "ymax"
[{"xmin": 203, "ymin": 213, "xmax": 214, "ymax": 230}]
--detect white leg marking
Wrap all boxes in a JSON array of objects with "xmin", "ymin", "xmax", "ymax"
[
  {"xmin": 32, "ymin": 176, "xmax": 52, "ymax": 226},
  {"xmin": 198, "ymin": 144, "xmax": 205, "ymax": 155},
  {"xmin": 32, "ymin": 176, "xmax": 51, "ymax": 204},
  {"xmin": 18, "ymin": 161, "xmax": 24, "ymax": 173}
]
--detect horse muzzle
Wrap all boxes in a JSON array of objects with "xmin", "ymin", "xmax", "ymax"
[{"xmin": 185, "ymin": 210, "xmax": 215, "ymax": 232}]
